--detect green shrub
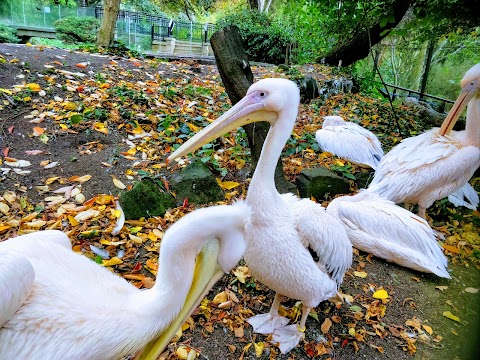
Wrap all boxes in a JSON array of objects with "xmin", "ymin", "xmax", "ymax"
[
  {"xmin": 0, "ymin": 23, "xmax": 19, "ymax": 44},
  {"xmin": 54, "ymin": 16, "xmax": 99, "ymax": 44},
  {"xmin": 217, "ymin": 10, "xmax": 293, "ymax": 65}
]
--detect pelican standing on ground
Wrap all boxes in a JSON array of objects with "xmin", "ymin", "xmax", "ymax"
[
  {"xmin": 0, "ymin": 203, "xmax": 250, "ymax": 359},
  {"xmin": 169, "ymin": 78, "xmax": 352, "ymax": 353},
  {"xmin": 315, "ymin": 115, "xmax": 384, "ymax": 169},
  {"xmin": 368, "ymin": 63, "xmax": 480, "ymax": 218},
  {"xmin": 327, "ymin": 191, "xmax": 450, "ymax": 278}
]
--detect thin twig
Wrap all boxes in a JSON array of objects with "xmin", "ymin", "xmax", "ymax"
[{"xmin": 367, "ymin": 31, "xmax": 403, "ymax": 136}]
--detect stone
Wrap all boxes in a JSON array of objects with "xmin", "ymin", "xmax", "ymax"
[
  {"xmin": 295, "ymin": 76, "xmax": 320, "ymax": 103},
  {"xmin": 355, "ymin": 170, "xmax": 375, "ymax": 189},
  {"xmin": 170, "ymin": 160, "xmax": 224, "ymax": 205},
  {"xmin": 296, "ymin": 167, "xmax": 350, "ymax": 200},
  {"xmin": 119, "ymin": 178, "xmax": 175, "ymax": 220}
]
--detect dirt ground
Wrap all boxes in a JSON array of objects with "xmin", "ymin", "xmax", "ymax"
[{"xmin": 0, "ymin": 43, "xmax": 479, "ymax": 360}]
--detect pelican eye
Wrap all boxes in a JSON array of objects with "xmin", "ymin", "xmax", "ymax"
[{"xmin": 259, "ymin": 92, "xmax": 266, "ymax": 97}]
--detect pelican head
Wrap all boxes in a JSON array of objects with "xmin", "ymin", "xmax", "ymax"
[
  {"xmin": 439, "ymin": 63, "xmax": 480, "ymax": 135},
  {"xmin": 168, "ymin": 78, "xmax": 300, "ymax": 162},
  {"xmin": 323, "ymin": 115, "xmax": 346, "ymax": 127}
]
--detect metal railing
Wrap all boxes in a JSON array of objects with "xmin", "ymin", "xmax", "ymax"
[
  {"xmin": 384, "ymin": 83, "xmax": 454, "ymax": 113},
  {"xmin": 151, "ymin": 21, "xmax": 216, "ymax": 43}
]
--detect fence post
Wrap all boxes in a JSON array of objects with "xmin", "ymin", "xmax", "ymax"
[
  {"xmin": 419, "ymin": 39, "xmax": 435, "ymax": 101},
  {"xmin": 58, "ymin": 5, "xmax": 61, "ymax": 20},
  {"xmin": 22, "ymin": 0, "xmax": 26, "ymax": 25}
]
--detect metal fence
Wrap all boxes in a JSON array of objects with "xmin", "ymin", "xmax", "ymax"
[
  {"xmin": 151, "ymin": 21, "xmax": 216, "ymax": 43},
  {"xmin": 0, "ymin": 1, "xmax": 95, "ymax": 29}
]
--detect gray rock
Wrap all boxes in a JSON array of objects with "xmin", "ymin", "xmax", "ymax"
[
  {"xmin": 355, "ymin": 170, "xmax": 375, "ymax": 189},
  {"xmin": 295, "ymin": 76, "xmax": 319, "ymax": 103},
  {"xmin": 119, "ymin": 178, "xmax": 175, "ymax": 220},
  {"xmin": 170, "ymin": 160, "xmax": 224, "ymax": 205},
  {"xmin": 296, "ymin": 167, "xmax": 350, "ymax": 200}
]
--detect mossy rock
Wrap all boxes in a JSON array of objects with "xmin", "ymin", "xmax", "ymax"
[
  {"xmin": 170, "ymin": 160, "xmax": 224, "ymax": 206},
  {"xmin": 295, "ymin": 76, "xmax": 319, "ymax": 103},
  {"xmin": 119, "ymin": 178, "xmax": 175, "ymax": 220},
  {"xmin": 296, "ymin": 167, "xmax": 350, "ymax": 200}
]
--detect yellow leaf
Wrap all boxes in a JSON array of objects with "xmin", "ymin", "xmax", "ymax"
[
  {"xmin": 175, "ymin": 346, "xmax": 188, "ymax": 360},
  {"xmin": 422, "ymin": 324, "xmax": 433, "ymax": 335},
  {"xmin": 112, "ymin": 177, "xmax": 127, "ymax": 189},
  {"xmin": 0, "ymin": 224, "xmax": 11, "ymax": 233},
  {"xmin": 334, "ymin": 159, "xmax": 345, "ymax": 166},
  {"xmin": 96, "ymin": 194, "xmax": 114, "ymax": 205},
  {"xmin": 443, "ymin": 311, "xmax": 461, "ymax": 322},
  {"xmin": 233, "ymin": 266, "xmax": 250, "ymax": 284},
  {"xmin": 348, "ymin": 327, "xmax": 356, "ymax": 336},
  {"xmin": 254, "ymin": 342, "xmax": 264, "ymax": 358},
  {"xmin": 373, "ymin": 289, "xmax": 389, "ymax": 299},
  {"xmin": 353, "ymin": 271, "xmax": 367, "ymax": 278},
  {"xmin": 216, "ymin": 178, "xmax": 240, "ymax": 190},
  {"xmin": 63, "ymin": 102, "xmax": 77, "ymax": 110},
  {"xmin": 102, "ymin": 257, "xmax": 123, "ymax": 267},
  {"xmin": 70, "ymin": 175, "xmax": 92, "ymax": 183},
  {"xmin": 45, "ymin": 177, "xmax": 60, "ymax": 185},
  {"xmin": 24, "ymin": 220, "xmax": 46, "ymax": 228},
  {"xmin": 212, "ymin": 291, "xmax": 228, "ymax": 305},
  {"xmin": 0, "ymin": 88, "xmax": 12, "ymax": 95},
  {"xmin": 68, "ymin": 215, "xmax": 79, "ymax": 226},
  {"xmin": 187, "ymin": 122, "xmax": 200, "ymax": 132},
  {"xmin": 26, "ymin": 83, "xmax": 41, "ymax": 92},
  {"xmin": 93, "ymin": 122, "xmax": 109, "ymax": 135}
]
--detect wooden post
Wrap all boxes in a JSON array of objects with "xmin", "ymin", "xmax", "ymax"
[
  {"xmin": 210, "ymin": 25, "xmax": 294, "ymax": 193},
  {"xmin": 419, "ymin": 39, "xmax": 435, "ymax": 100}
]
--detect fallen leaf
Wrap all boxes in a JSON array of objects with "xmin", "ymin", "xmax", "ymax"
[
  {"xmin": 321, "ymin": 317, "xmax": 332, "ymax": 334},
  {"xmin": 102, "ymin": 257, "xmax": 123, "ymax": 267},
  {"xmin": 465, "ymin": 287, "xmax": 478, "ymax": 294},
  {"xmin": 112, "ymin": 176, "xmax": 127, "ymax": 189},
  {"xmin": 254, "ymin": 342, "xmax": 264, "ymax": 358},
  {"xmin": 353, "ymin": 271, "xmax": 367, "ymax": 278},
  {"xmin": 26, "ymin": 83, "xmax": 41, "ymax": 92},
  {"xmin": 443, "ymin": 311, "xmax": 461, "ymax": 322},
  {"xmin": 422, "ymin": 324, "xmax": 433, "ymax": 335},
  {"xmin": 373, "ymin": 289, "xmax": 389, "ymax": 299},
  {"xmin": 435, "ymin": 286, "xmax": 448, "ymax": 292},
  {"xmin": 442, "ymin": 244, "xmax": 460, "ymax": 254}
]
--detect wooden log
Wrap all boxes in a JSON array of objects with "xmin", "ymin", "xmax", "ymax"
[{"xmin": 210, "ymin": 25, "xmax": 295, "ymax": 193}]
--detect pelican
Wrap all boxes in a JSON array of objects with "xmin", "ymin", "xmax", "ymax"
[
  {"xmin": 168, "ymin": 78, "xmax": 352, "ymax": 353},
  {"xmin": 0, "ymin": 202, "xmax": 250, "ymax": 359},
  {"xmin": 368, "ymin": 63, "xmax": 480, "ymax": 218},
  {"xmin": 315, "ymin": 115, "xmax": 384, "ymax": 169},
  {"xmin": 327, "ymin": 191, "xmax": 450, "ymax": 278}
]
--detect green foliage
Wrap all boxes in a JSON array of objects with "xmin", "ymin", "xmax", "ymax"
[
  {"xmin": 217, "ymin": 9, "xmax": 294, "ymax": 64},
  {"xmin": 54, "ymin": 16, "xmax": 99, "ymax": 44},
  {"xmin": 0, "ymin": 23, "xmax": 19, "ymax": 44}
]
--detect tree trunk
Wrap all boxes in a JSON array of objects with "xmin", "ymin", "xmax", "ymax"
[
  {"xmin": 210, "ymin": 25, "xmax": 295, "ymax": 194},
  {"xmin": 319, "ymin": 0, "xmax": 412, "ymax": 66},
  {"xmin": 96, "ymin": 0, "xmax": 121, "ymax": 48}
]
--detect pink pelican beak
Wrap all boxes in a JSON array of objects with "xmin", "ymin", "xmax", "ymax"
[
  {"xmin": 167, "ymin": 91, "xmax": 277, "ymax": 162},
  {"xmin": 439, "ymin": 72, "xmax": 479, "ymax": 136}
]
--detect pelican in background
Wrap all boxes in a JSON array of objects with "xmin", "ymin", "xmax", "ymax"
[
  {"xmin": 327, "ymin": 191, "xmax": 450, "ymax": 278},
  {"xmin": 0, "ymin": 202, "xmax": 250, "ymax": 359},
  {"xmin": 368, "ymin": 63, "xmax": 480, "ymax": 218},
  {"xmin": 315, "ymin": 115, "xmax": 384, "ymax": 169},
  {"xmin": 168, "ymin": 78, "xmax": 352, "ymax": 354}
]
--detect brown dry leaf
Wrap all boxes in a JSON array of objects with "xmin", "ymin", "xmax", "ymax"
[
  {"xmin": 212, "ymin": 291, "xmax": 228, "ymax": 305},
  {"xmin": 435, "ymin": 286, "xmax": 448, "ymax": 292},
  {"xmin": 465, "ymin": 287, "xmax": 478, "ymax": 294},
  {"xmin": 422, "ymin": 324, "xmax": 433, "ymax": 335},
  {"xmin": 234, "ymin": 326, "xmax": 244, "ymax": 338},
  {"xmin": 321, "ymin": 317, "xmax": 332, "ymax": 334},
  {"xmin": 70, "ymin": 175, "xmax": 92, "ymax": 183}
]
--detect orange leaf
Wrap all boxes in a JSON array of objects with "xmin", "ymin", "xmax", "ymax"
[
  {"xmin": 442, "ymin": 244, "xmax": 460, "ymax": 254},
  {"xmin": 33, "ymin": 127, "xmax": 45, "ymax": 136},
  {"xmin": 3, "ymin": 147, "xmax": 10, "ymax": 157},
  {"xmin": 75, "ymin": 62, "xmax": 88, "ymax": 68}
]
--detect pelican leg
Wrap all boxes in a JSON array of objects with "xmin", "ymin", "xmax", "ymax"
[
  {"xmin": 246, "ymin": 293, "xmax": 290, "ymax": 334},
  {"xmin": 417, "ymin": 206, "xmax": 426, "ymax": 219},
  {"xmin": 272, "ymin": 306, "xmax": 310, "ymax": 354}
]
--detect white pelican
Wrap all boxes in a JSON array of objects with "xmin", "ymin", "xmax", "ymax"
[
  {"xmin": 315, "ymin": 115, "xmax": 384, "ymax": 169},
  {"xmin": 0, "ymin": 202, "xmax": 250, "ymax": 360},
  {"xmin": 327, "ymin": 191, "xmax": 450, "ymax": 278},
  {"xmin": 368, "ymin": 63, "xmax": 480, "ymax": 218},
  {"xmin": 168, "ymin": 78, "xmax": 353, "ymax": 353}
]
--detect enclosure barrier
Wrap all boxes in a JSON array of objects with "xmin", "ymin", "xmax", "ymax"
[{"xmin": 384, "ymin": 83, "xmax": 454, "ymax": 113}]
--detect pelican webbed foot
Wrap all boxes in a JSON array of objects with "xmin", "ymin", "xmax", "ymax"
[
  {"xmin": 272, "ymin": 324, "xmax": 305, "ymax": 354},
  {"xmin": 246, "ymin": 313, "xmax": 290, "ymax": 334}
]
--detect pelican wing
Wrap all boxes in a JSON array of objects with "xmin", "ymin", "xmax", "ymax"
[
  {"xmin": 282, "ymin": 194, "xmax": 352, "ymax": 287},
  {"xmin": 316, "ymin": 123, "xmax": 384, "ymax": 169},
  {"xmin": 369, "ymin": 130, "xmax": 480, "ymax": 203},
  {"xmin": 448, "ymin": 183, "xmax": 479, "ymax": 210},
  {"xmin": 0, "ymin": 252, "xmax": 35, "ymax": 328},
  {"xmin": 329, "ymin": 193, "xmax": 450, "ymax": 278}
]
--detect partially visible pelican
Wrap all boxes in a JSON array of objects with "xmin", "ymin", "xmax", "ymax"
[
  {"xmin": 315, "ymin": 115, "xmax": 384, "ymax": 169},
  {"xmin": 0, "ymin": 203, "xmax": 250, "ymax": 359},
  {"xmin": 368, "ymin": 64, "xmax": 480, "ymax": 218},
  {"xmin": 168, "ymin": 78, "xmax": 352, "ymax": 353},
  {"xmin": 327, "ymin": 191, "xmax": 450, "ymax": 278}
]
